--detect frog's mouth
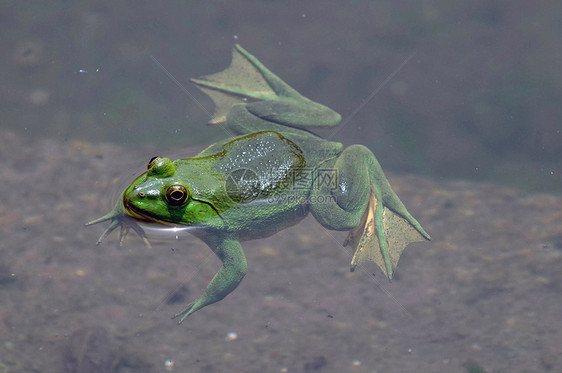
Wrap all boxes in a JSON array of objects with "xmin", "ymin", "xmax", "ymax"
[{"xmin": 122, "ymin": 196, "xmax": 178, "ymax": 226}]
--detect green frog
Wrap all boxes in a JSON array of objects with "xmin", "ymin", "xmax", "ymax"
[{"xmin": 87, "ymin": 45, "xmax": 430, "ymax": 324}]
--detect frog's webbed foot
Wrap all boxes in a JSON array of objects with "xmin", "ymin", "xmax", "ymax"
[
  {"xmin": 191, "ymin": 44, "xmax": 290, "ymax": 125},
  {"xmin": 344, "ymin": 186, "xmax": 430, "ymax": 279},
  {"xmin": 191, "ymin": 44, "xmax": 341, "ymax": 129},
  {"xmin": 86, "ymin": 208, "xmax": 152, "ymax": 249}
]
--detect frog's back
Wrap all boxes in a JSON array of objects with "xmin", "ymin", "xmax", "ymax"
[
  {"xmin": 198, "ymin": 130, "xmax": 343, "ymax": 193},
  {"xmin": 192, "ymin": 130, "xmax": 342, "ymax": 238}
]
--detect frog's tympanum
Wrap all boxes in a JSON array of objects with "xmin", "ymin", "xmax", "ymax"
[{"xmin": 87, "ymin": 45, "xmax": 430, "ymax": 324}]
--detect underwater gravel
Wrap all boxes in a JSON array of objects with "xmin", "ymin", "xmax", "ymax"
[{"xmin": 0, "ymin": 129, "xmax": 561, "ymax": 373}]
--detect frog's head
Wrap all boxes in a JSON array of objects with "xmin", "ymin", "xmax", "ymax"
[{"xmin": 122, "ymin": 156, "xmax": 219, "ymax": 228}]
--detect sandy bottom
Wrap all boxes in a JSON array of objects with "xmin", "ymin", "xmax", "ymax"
[{"xmin": 0, "ymin": 129, "xmax": 560, "ymax": 373}]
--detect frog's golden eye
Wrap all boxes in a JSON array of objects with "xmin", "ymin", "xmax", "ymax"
[
  {"xmin": 147, "ymin": 156, "xmax": 161, "ymax": 170},
  {"xmin": 165, "ymin": 184, "xmax": 189, "ymax": 206}
]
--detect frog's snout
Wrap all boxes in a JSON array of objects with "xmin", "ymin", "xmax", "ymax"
[
  {"xmin": 124, "ymin": 186, "xmax": 153, "ymax": 210},
  {"xmin": 130, "ymin": 184, "xmax": 147, "ymax": 199},
  {"xmin": 123, "ymin": 186, "xmax": 153, "ymax": 221}
]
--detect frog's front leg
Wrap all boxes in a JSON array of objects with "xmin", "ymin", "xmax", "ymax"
[
  {"xmin": 310, "ymin": 145, "xmax": 430, "ymax": 279},
  {"xmin": 173, "ymin": 236, "xmax": 247, "ymax": 324},
  {"xmin": 86, "ymin": 196, "xmax": 152, "ymax": 248}
]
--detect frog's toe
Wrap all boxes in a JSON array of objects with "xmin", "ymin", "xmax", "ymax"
[
  {"xmin": 118, "ymin": 222, "xmax": 151, "ymax": 248},
  {"xmin": 87, "ymin": 211, "xmax": 152, "ymax": 248},
  {"xmin": 94, "ymin": 219, "xmax": 121, "ymax": 246},
  {"xmin": 125, "ymin": 220, "xmax": 152, "ymax": 249},
  {"xmin": 172, "ymin": 302, "xmax": 195, "ymax": 325}
]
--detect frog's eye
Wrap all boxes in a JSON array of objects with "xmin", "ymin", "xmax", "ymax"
[
  {"xmin": 165, "ymin": 184, "xmax": 189, "ymax": 206},
  {"xmin": 147, "ymin": 156, "xmax": 161, "ymax": 170}
]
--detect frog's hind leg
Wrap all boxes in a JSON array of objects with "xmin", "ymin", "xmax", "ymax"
[
  {"xmin": 191, "ymin": 44, "xmax": 341, "ymax": 130},
  {"xmin": 223, "ymin": 104, "xmax": 323, "ymax": 137},
  {"xmin": 310, "ymin": 145, "xmax": 430, "ymax": 279}
]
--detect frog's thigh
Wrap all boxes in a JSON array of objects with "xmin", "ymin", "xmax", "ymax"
[{"xmin": 310, "ymin": 145, "xmax": 374, "ymax": 231}]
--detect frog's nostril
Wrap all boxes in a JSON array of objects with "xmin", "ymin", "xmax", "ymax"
[{"xmin": 138, "ymin": 192, "xmax": 146, "ymax": 198}]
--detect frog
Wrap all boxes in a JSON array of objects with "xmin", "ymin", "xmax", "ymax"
[{"xmin": 87, "ymin": 44, "xmax": 430, "ymax": 324}]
